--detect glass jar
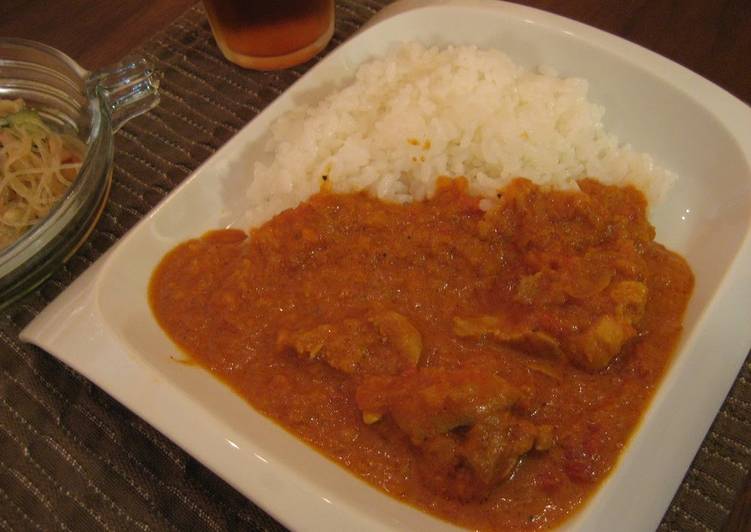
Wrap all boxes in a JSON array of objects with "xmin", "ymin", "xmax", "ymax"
[{"xmin": 0, "ymin": 38, "xmax": 160, "ymax": 308}]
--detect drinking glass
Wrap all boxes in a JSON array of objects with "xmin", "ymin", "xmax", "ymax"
[{"xmin": 202, "ymin": 0, "xmax": 335, "ymax": 70}]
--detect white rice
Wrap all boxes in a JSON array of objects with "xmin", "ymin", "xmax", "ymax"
[{"xmin": 248, "ymin": 42, "xmax": 675, "ymax": 226}]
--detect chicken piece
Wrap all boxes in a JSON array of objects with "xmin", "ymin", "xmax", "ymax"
[
  {"xmin": 516, "ymin": 254, "xmax": 615, "ymax": 305},
  {"xmin": 277, "ymin": 323, "xmax": 329, "ymax": 361},
  {"xmin": 369, "ymin": 311, "xmax": 423, "ymax": 368},
  {"xmin": 561, "ymin": 254, "xmax": 615, "ymax": 300},
  {"xmin": 610, "ymin": 280, "xmax": 648, "ymax": 323},
  {"xmin": 453, "ymin": 315, "xmax": 562, "ymax": 359},
  {"xmin": 277, "ymin": 311, "xmax": 422, "ymax": 375},
  {"xmin": 419, "ymin": 415, "xmax": 543, "ymax": 501},
  {"xmin": 562, "ymin": 282, "xmax": 646, "ymax": 371},
  {"xmin": 357, "ymin": 369, "xmax": 554, "ymax": 501},
  {"xmin": 567, "ymin": 315, "xmax": 636, "ymax": 370},
  {"xmin": 355, "ymin": 368, "xmax": 520, "ymax": 442},
  {"xmin": 460, "ymin": 413, "xmax": 540, "ymax": 484},
  {"xmin": 456, "ymin": 418, "xmax": 553, "ymax": 500},
  {"xmin": 277, "ymin": 320, "xmax": 363, "ymax": 373}
]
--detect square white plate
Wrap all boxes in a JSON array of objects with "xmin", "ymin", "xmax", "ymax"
[{"xmin": 21, "ymin": 1, "xmax": 751, "ymax": 530}]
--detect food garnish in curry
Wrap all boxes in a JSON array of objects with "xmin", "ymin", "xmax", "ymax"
[{"xmin": 149, "ymin": 177, "xmax": 693, "ymax": 530}]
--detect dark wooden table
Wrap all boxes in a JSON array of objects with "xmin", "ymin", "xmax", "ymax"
[
  {"xmin": 1, "ymin": 1, "xmax": 750, "ymax": 530},
  {"xmin": 0, "ymin": 0, "xmax": 196, "ymax": 70},
  {"xmin": 2, "ymin": 0, "xmax": 748, "ymax": 105}
]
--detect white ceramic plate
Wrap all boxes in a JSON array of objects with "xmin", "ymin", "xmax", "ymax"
[{"xmin": 21, "ymin": 1, "xmax": 751, "ymax": 530}]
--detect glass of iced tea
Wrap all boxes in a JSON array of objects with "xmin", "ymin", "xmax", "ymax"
[{"xmin": 202, "ymin": 0, "xmax": 335, "ymax": 70}]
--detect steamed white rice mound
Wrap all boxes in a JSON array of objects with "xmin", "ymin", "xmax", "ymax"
[{"xmin": 249, "ymin": 42, "xmax": 675, "ymax": 225}]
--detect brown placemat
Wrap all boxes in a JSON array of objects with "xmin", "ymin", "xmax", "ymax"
[{"xmin": 1, "ymin": 2, "xmax": 750, "ymax": 531}]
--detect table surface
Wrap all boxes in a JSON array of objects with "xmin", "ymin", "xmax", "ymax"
[
  {"xmin": 1, "ymin": 1, "xmax": 750, "ymax": 531},
  {"xmin": 2, "ymin": 0, "xmax": 749, "ymax": 105}
]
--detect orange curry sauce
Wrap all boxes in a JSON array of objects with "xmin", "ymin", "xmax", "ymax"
[{"xmin": 149, "ymin": 178, "xmax": 693, "ymax": 530}]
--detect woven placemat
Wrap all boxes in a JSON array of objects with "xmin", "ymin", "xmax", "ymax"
[{"xmin": 1, "ymin": 2, "xmax": 749, "ymax": 530}]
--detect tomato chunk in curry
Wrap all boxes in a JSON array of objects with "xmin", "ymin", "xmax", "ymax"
[{"xmin": 149, "ymin": 178, "xmax": 693, "ymax": 530}]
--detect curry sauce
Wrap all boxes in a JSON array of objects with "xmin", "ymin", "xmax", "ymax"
[{"xmin": 149, "ymin": 178, "xmax": 693, "ymax": 530}]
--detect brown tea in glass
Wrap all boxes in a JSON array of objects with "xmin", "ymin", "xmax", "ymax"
[{"xmin": 202, "ymin": 0, "xmax": 335, "ymax": 70}]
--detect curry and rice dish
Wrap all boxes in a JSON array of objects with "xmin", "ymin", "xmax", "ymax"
[
  {"xmin": 150, "ymin": 178, "xmax": 692, "ymax": 529},
  {"xmin": 149, "ymin": 43, "xmax": 693, "ymax": 529}
]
